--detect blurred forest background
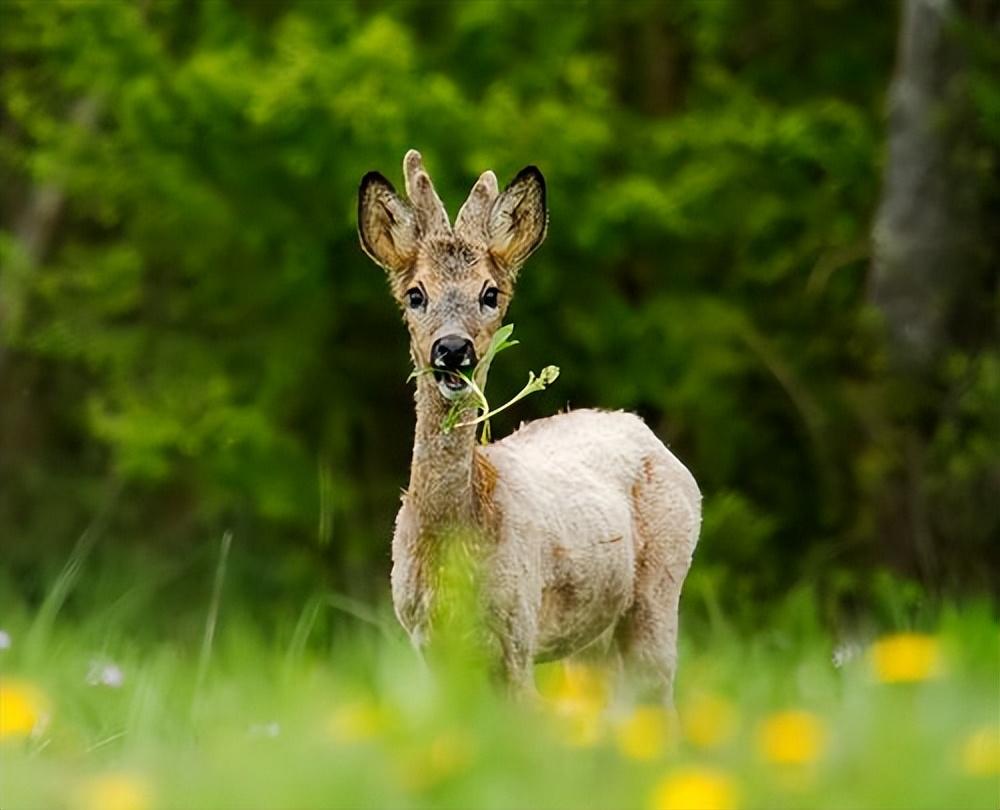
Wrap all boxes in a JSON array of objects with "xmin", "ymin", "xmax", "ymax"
[{"xmin": 1, "ymin": 0, "xmax": 997, "ymax": 629}]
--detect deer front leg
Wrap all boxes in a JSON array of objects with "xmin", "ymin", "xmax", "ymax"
[
  {"xmin": 488, "ymin": 593, "xmax": 540, "ymax": 700},
  {"xmin": 498, "ymin": 631, "xmax": 536, "ymax": 698}
]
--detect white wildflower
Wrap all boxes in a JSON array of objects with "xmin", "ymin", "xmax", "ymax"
[
  {"xmin": 832, "ymin": 639, "xmax": 864, "ymax": 669},
  {"xmin": 86, "ymin": 659, "xmax": 125, "ymax": 688}
]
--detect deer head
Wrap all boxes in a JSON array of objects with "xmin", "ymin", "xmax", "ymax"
[{"xmin": 358, "ymin": 150, "xmax": 547, "ymax": 401}]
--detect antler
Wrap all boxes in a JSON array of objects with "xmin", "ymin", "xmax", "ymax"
[
  {"xmin": 454, "ymin": 170, "xmax": 499, "ymax": 244},
  {"xmin": 403, "ymin": 150, "xmax": 451, "ymax": 237}
]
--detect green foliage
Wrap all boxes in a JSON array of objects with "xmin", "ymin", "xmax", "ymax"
[
  {"xmin": 424, "ymin": 324, "xmax": 559, "ymax": 443},
  {"xmin": 1, "ymin": 9, "xmax": 996, "ymax": 804},
  {"xmin": 0, "ymin": 0, "xmax": 994, "ymax": 608},
  {"xmin": 0, "ymin": 578, "xmax": 997, "ymax": 810}
]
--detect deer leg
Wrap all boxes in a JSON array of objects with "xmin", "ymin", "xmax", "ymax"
[
  {"xmin": 487, "ymin": 597, "xmax": 540, "ymax": 700},
  {"xmin": 614, "ymin": 586, "xmax": 682, "ymax": 707},
  {"xmin": 617, "ymin": 456, "xmax": 698, "ymax": 708},
  {"xmin": 498, "ymin": 633, "xmax": 537, "ymax": 699}
]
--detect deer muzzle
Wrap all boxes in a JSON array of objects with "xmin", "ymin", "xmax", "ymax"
[{"xmin": 431, "ymin": 334, "xmax": 477, "ymax": 398}]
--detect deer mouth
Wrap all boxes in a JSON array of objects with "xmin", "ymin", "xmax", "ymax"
[{"xmin": 433, "ymin": 370, "xmax": 470, "ymax": 399}]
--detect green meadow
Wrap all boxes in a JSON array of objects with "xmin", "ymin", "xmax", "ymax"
[
  {"xmin": 3, "ymin": 3, "xmax": 999, "ymax": 808},
  {"xmin": 2, "ymin": 551, "xmax": 997, "ymax": 810}
]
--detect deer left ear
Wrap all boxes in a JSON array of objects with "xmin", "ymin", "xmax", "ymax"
[
  {"xmin": 358, "ymin": 171, "xmax": 419, "ymax": 275},
  {"xmin": 488, "ymin": 166, "xmax": 547, "ymax": 276}
]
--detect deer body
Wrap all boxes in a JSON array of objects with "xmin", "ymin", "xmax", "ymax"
[{"xmin": 359, "ymin": 151, "xmax": 700, "ymax": 701}]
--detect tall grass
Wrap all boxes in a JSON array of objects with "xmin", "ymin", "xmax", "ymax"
[{"xmin": 1, "ymin": 557, "xmax": 997, "ymax": 810}]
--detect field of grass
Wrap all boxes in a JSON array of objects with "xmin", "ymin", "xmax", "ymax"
[{"xmin": 1, "ymin": 553, "xmax": 998, "ymax": 810}]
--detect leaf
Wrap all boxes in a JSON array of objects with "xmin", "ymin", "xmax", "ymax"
[
  {"xmin": 418, "ymin": 324, "xmax": 559, "ymax": 443},
  {"xmin": 453, "ymin": 363, "xmax": 561, "ymax": 443},
  {"xmin": 472, "ymin": 323, "xmax": 518, "ymax": 390}
]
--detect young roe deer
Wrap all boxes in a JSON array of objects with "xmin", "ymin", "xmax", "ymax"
[{"xmin": 358, "ymin": 150, "xmax": 701, "ymax": 703}]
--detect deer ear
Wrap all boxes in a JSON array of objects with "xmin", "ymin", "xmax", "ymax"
[
  {"xmin": 358, "ymin": 171, "xmax": 419, "ymax": 274},
  {"xmin": 488, "ymin": 166, "xmax": 547, "ymax": 276}
]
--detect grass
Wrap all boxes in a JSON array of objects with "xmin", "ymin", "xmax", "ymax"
[{"xmin": 1, "ymin": 561, "xmax": 998, "ymax": 810}]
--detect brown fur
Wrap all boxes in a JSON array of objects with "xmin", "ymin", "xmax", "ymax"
[{"xmin": 358, "ymin": 151, "xmax": 701, "ymax": 702}]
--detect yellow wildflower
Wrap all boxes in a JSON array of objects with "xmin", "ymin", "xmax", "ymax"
[
  {"xmin": 616, "ymin": 705, "xmax": 674, "ymax": 761},
  {"xmin": 961, "ymin": 726, "xmax": 1000, "ymax": 776},
  {"xmin": 757, "ymin": 710, "xmax": 826, "ymax": 765},
  {"xmin": 870, "ymin": 633, "xmax": 942, "ymax": 683},
  {"xmin": 328, "ymin": 700, "xmax": 386, "ymax": 743},
  {"xmin": 650, "ymin": 767, "xmax": 739, "ymax": 810},
  {"xmin": 539, "ymin": 662, "xmax": 608, "ymax": 747},
  {"xmin": 75, "ymin": 772, "xmax": 152, "ymax": 810},
  {"xmin": 682, "ymin": 693, "xmax": 738, "ymax": 750},
  {"xmin": 0, "ymin": 679, "xmax": 50, "ymax": 739},
  {"xmin": 540, "ymin": 662, "xmax": 608, "ymax": 714}
]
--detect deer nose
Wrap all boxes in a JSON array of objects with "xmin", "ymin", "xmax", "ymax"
[{"xmin": 431, "ymin": 335, "xmax": 476, "ymax": 372}]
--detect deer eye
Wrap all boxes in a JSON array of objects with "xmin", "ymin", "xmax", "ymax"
[
  {"xmin": 481, "ymin": 286, "xmax": 500, "ymax": 310},
  {"xmin": 406, "ymin": 287, "xmax": 425, "ymax": 310}
]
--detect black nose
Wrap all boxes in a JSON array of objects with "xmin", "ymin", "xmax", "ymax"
[{"xmin": 431, "ymin": 335, "xmax": 476, "ymax": 372}]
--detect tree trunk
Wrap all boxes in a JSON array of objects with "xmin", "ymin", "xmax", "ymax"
[
  {"xmin": 870, "ymin": 0, "xmax": 965, "ymax": 374},
  {"xmin": 868, "ymin": 0, "xmax": 1000, "ymax": 584},
  {"xmin": 0, "ymin": 97, "xmax": 99, "ymax": 379}
]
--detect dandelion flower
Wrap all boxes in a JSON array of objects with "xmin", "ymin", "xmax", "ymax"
[
  {"xmin": 650, "ymin": 767, "xmax": 738, "ymax": 810},
  {"xmin": 540, "ymin": 663, "xmax": 608, "ymax": 748},
  {"xmin": 682, "ymin": 693, "xmax": 738, "ymax": 750},
  {"xmin": 961, "ymin": 726, "xmax": 1000, "ymax": 776},
  {"xmin": 75, "ymin": 772, "xmax": 152, "ymax": 810},
  {"xmin": 757, "ymin": 710, "xmax": 826, "ymax": 765},
  {"xmin": 616, "ymin": 705, "xmax": 673, "ymax": 761},
  {"xmin": 870, "ymin": 633, "xmax": 941, "ymax": 683},
  {"xmin": 540, "ymin": 662, "xmax": 608, "ymax": 714},
  {"xmin": 0, "ymin": 679, "xmax": 50, "ymax": 739}
]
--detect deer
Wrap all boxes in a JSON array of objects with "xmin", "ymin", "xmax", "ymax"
[{"xmin": 357, "ymin": 150, "xmax": 701, "ymax": 705}]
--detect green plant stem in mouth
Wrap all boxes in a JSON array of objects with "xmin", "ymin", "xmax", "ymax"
[{"xmin": 408, "ymin": 324, "xmax": 560, "ymax": 445}]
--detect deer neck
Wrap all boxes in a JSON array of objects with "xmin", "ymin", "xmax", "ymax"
[{"xmin": 407, "ymin": 374, "xmax": 478, "ymax": 531}]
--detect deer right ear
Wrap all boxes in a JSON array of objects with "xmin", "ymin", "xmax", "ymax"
[
  {"xmin": 488, "ymin": 166, "xmax": 547, "ymax": 277},
  {"xmin": 358, "ymin": 171, "xmax": 419, "ymax": 274}
]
